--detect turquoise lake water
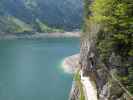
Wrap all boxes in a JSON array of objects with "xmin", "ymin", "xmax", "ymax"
[{"xmin": 0, "ymin": 38, "xmax": 79, "ymax": 100}]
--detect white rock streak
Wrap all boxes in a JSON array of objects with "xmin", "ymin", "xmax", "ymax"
[{"xmin": 81, "ymin": 71, "xmax": 98, "ymax": 100}]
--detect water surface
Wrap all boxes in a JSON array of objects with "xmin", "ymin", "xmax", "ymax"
[{"xmin": 0, "ymin": 38, "xmax": 79, "ymax": 100}]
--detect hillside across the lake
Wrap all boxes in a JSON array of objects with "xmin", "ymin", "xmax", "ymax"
[{"xmin": 0, "ymin": 0, "xmax": 83, "ymax": 34}]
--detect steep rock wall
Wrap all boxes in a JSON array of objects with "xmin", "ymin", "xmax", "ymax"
[
  {"xmin": 80, "ymin": 0, "xmax": 133, "ymax": 99},
  {"xmin": 69, "ymin": 0, "xmax": 133, "ymax": 99}
]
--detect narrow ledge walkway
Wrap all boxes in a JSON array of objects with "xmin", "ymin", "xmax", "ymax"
[{"xmin": 80, "ymin": 71, "xmax": 98, "ymax": 100}]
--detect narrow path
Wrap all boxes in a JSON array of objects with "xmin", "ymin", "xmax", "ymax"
[{"xmin": 81, "ymin": 71, "xmax": 98, "ymax": 100}]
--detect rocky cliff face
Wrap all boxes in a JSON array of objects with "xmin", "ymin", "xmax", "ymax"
[
  {"xmin": 79, "ymin": 0, "xmax": 133, "ymax": 99},
  {"xmin": 72, "ymin": 0, "xmax": 133, "ymax": 100},
  {"xmin": 69, "ymin": 35, "xmax": 131, "ymax": 100},
  {"xmin": 80, "ymin": 38, "xmax": 132, "ymax": 100},
  {"xmin": 69, "ymin": 0, "xmax": 133, "ymax": 99}
]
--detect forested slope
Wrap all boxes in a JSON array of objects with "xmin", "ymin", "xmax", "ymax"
[{"xmin": 0, "ymin": 0, "xmax": 83, "ymax": 33}]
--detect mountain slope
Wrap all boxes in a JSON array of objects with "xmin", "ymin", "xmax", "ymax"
[{"xmin": 0, "ymin": 0, "xmax": 83, "ymax": 33}]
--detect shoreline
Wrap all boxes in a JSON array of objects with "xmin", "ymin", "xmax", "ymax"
[
  {"xmin": 61, "ymin": 54, "xmax": 80, "ymax": 74},
  {"xmin": 0, "ymin": 32, "xmax": 80, "ymax": 39},
  {"xmin": 81, "ymin": 71, "xmax": 98, "ymax": 100}
]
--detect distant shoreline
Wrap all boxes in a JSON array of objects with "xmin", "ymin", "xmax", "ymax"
[{"xmin": 0, "ymin": 32, "xmax": 80, "ymax": 39}]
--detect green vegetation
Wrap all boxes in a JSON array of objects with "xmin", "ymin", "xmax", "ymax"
[
  {"xmin": 35, "ymin": 19, "xmax": 64, "ymax": 33},
  {"xmin": 0, "ymin": 16, "xmax": 32, "ymax": 33},
  {"xmin": 0, "ymin": 0, "xmax": 82, "ymax": 33},
  {"xmin": 84, "ymin": 0, "xmax": 133, "ymax": 94},
  {"xmin": 74, "ymin": 70, "xmax": 85, "ymax": 100},
  {"xmin": 0, "ymin": 16, "xmax": 64, "ymax": 34}
]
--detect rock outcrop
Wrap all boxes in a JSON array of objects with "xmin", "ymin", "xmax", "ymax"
[{"xmin": 80, "ymin": 33, "xmax": 133, "ymax": 100}]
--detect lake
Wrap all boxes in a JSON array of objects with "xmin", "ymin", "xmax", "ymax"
[{"xmin": 0, "ymin": 38, "xmax": 79, "ymax": 100}]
